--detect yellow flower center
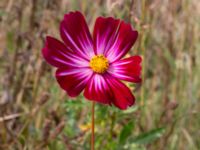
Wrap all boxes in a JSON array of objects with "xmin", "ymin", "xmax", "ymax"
[{"xmin": 89, "ymin": 55, "xmax": 109, "ymax": 73}]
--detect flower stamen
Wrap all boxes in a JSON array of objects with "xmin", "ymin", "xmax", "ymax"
[{"xmin": 90, "ymin": 55, "xmax": 109, "ymax": 73}]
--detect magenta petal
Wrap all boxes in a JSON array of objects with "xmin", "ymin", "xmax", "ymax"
[
  {"xmin": 84, "ymin": 74, "xmax": 112, "ymax": 105},
  {"xmin": 93, "ymin": 17, "xmax": 120, "ymax": 55},
  {"xmin": 93, "ymin": 17, "xmax": 138, "ymax": 62},
  {"xmin": 60, "ymin": 11, "xmax": 94, "ymax": 60},
  {"xmin": 42, "ymin": 36, "xmax": 71, "ymax": 67},
  {"xmin": 104, "ymin": 20, "xmax": 138, "ymax": 62},
  {"xmin": 108, "ymin": 56, "xmax": 142, "ymax": 83},
  {"xmin": 56, "ymin": 67, "xmax": 93, "ymax": 97},
  {"xmin": 107, "ymin": 77, "xmax": 135, "ymax": 110},
  {"xmin": 84, "ymin": 74, "xmax": 135, "ymax": 110},
  {"xmin": 42, "ymin": 36, "xmax": 89, "ymax": 68}
]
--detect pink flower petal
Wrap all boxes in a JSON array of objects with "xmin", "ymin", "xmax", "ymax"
[
  {"xmin": 84, "ymin": 74, "xmax": 112, "ymax": 105},
  {"xmin": 56, "ymin": 67, "xmax": 93, "ymax": 97},
  {"xmin": 60, "ymin": 11, "xmax": 94, "ymax": 60},
  {"xmin": 108, "ymin": 56, "xmax": 142, "ymax": 83},
  {"xmin": 93, "ymin": 17, "xmax": 138, "ymax": 62},
  {"xmin": 84, "ymin": 74, "xmax": 135, "ymax": 110},
  {"xmin": 93, "ymin": 17, "xmax": 120, "ymax": 55},
  {"xmin": 107, "ymin": 77, "xmax": 135, "ymax": 110},
  {"xmin": 42, "ymin": 36, "xmax": 89, "ymax": 68}
]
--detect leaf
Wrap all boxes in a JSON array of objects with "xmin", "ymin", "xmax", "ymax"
[
  {"xmin": 132, "ymin": 127, "xmax": 165, "ymax": 144},
  {"xmin": 122, "ymin": 106, "xmax": 138, "ymax": 114},
  {"xmin": 0, "ymin": 10, "xmax": 6, "ymax": 17},
  {"xmin": 6, "ymin": 31, "xmax": 15, "ymax": 52},
  {"xmin": 119, "ymin": 121, "xmax": 135, "ymax": 144}
]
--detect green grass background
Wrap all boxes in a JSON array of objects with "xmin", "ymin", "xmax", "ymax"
[{"xmin": 0, "ymin": 0, "xmax": 199, "ymax": 149}]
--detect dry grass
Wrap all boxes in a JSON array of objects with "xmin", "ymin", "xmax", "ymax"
[{"xmin": 0, "ymin": 0, "xmax": 200, "ymax": 149}]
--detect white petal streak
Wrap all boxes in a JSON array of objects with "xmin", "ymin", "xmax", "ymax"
[
  {"xmin": 92, "ymin": 74, "xmax": 107, "ymax": 92},
  {"xmin": 63, "ymin": 29, "xmax": 88, "ymax": 58},
  {"xmin": 74, "ymin": 71, "xmax": 92, "ymax": 89},
  {"xmin": 57, "ymin": 68, "xmax": 92, "ymax": 77},
  {"xmin": 57, "ymin": 48, "xmax": 89, "ymax": 67}
]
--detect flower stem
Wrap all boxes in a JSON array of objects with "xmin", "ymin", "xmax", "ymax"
[{"xmin": 91, "ymin": 101, "xmax": 95, "ymax": 150}]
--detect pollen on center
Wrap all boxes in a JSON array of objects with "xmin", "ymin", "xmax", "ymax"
[{"xmin": 89, "ymin": 55, "xmax": 109, "ymax": 74}]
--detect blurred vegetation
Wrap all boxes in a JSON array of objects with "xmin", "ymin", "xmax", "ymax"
[{"xmin": 0, "ymin": 0, "xmax": 200, "ymax": 150}]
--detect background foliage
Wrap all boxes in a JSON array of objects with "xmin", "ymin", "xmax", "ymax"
[{"xmin": 0, "ymin": 0, "xmax": 200, "ymax": 149}]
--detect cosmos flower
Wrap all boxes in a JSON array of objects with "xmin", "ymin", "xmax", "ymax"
[{"xmin": 42, "ymin": 11, "xmax": 142, "ymax": 110}]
